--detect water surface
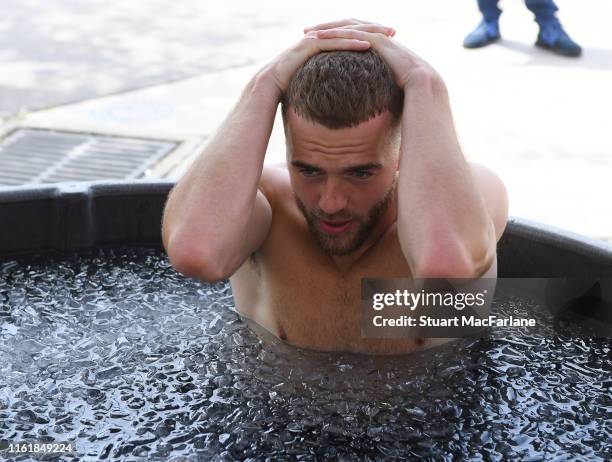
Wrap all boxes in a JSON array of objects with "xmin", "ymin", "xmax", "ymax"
[{"xmin": 0, "ymin": 248, "xmax": 610, "ymax": 461}]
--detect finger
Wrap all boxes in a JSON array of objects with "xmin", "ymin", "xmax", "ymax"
[
  {"xmin": 304, "ymin": 19, "xmax": 365, "ymax": 33},
  {"xmin": 317, "ymin": 38, "xmax": 371, "ymax": 52},
  {"xmin": 337, "ymin": 24, "xmax": 395, "ymax": 36},
  {"xmin": 315, "ymin": 28, "xmax": 380, "ymax": 42},
  {"xmin": 304, "ymin": 37, "xmax": 371, "ymax": 52},
  {"xmin": 304, "ymin": 18, "xmax": 367, "ymax": 33}
]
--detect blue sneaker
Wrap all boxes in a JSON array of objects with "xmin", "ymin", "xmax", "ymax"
[
  {"xmin": 463, "ymin": 20, "xmax": 500, "ymax": 49},
  {"xmin": 536, "ymin": 23, "xmax": 582, "ymax": 57}
]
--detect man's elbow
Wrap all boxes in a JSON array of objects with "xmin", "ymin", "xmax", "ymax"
[
  {"xmin": 166, "ymin": 240, "xmax": 232, "ymax": 283},
  {"xmin": 414, "ymin": 244, "xmax": 496, "ymax": 279},
  {"xmin": 415, "ymin": 259, "xmax": 485, "ymax": 279},
  {"xmin": 417, "ymin": 217, "xmax": 499, "ymax": 279}
]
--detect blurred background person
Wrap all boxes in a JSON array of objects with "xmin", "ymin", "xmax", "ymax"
[{"xmin": 463, "ymin": 0, "xmax": 582, "ymax": 56}]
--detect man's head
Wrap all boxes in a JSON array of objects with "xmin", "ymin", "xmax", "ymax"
[{"xmin": 281, "ymin": 50, "xmax": 404, "ymax": 256}]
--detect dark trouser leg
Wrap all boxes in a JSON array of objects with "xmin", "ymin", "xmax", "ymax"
[
  {"xmin": 525, "ymin": 0, "xmax": 581, "ymax": 56},
  {"xmin": 478, "ymin": 0, "xmax": 502, "ymax": 23},
  {"xmin": 524, "ymin": 0, "xmax": 560, "ymax": 27},
  {"xmin": 464, "ymin": 0, "xmax": 502, "ymax": 48}
]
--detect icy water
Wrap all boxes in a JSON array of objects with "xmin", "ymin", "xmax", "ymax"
[{"xmin": 0, "ymin": 248, "xmax": 610, "ymax": 461}]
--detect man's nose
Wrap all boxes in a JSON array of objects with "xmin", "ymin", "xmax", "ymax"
[{"xmin": 318, "ymin": 179, "xmax": 348, "ymax": 216}]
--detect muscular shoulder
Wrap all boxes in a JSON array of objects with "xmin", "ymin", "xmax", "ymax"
[{"xmin": 469, "ymin": 162, "xmax": 509, "ymax": 242}]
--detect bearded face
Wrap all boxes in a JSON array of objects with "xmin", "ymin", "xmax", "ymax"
[{"xmin": 294, "ymin": 177, "xmax": 396, "ymax": 256}]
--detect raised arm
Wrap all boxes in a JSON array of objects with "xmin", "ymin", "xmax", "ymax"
[
  {"xmin": 161, "ymin": 71, "xmax": 279, "ymax": 282},
  {"xmin": 162, "ymin": 31, "xmax": 383, "ymax": 282},
  {"xmin": 395, "ymin": 69, "xmax": 497, "ymax": 278},
  {"xmin": 311, "ymin": 22, "xmax": 501, "ymax": 278}
]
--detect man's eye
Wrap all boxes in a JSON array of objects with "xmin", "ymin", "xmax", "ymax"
[
  {"xmin": 350, "ymin": 170, "xmax": 373, "ymax": 179},
  {"xmin": 300, "ymin": 168, "xmax": 320, "ymax": 177}
]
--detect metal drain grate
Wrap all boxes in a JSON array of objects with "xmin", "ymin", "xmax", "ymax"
[{"xmin": 0, "ymin": 128, "xmax": 178, "ymax": 186}]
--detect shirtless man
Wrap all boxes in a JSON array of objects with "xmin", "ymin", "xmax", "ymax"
[{"xmin": 161, "ymin": 19, "xmax": 509, "ymax": 355}]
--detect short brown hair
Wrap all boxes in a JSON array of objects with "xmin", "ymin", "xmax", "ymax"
[{"xmin": 281, "ymin": 50, "xmax": 404, "ymax": 130}]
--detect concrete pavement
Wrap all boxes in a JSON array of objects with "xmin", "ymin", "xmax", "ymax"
[{"xmin": 1, "ymin": 0, "xmax": 611, "ymax": 242}]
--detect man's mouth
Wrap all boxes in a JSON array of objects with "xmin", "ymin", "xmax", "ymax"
[{"xmin": 318, "ymin": 219, "xmax": 353, "ymax": 235}]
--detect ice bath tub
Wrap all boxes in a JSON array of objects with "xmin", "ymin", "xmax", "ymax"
[{"xmin": 0, "ymin": 181, "xmax": 610, "ymax": 461}]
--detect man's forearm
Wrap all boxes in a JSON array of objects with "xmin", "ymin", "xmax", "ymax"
[
  {"xmin": 397, "ymin": 70, "xmax": 496, "ymax": 277},
  {"xmin": 162, "ymin": 68, "xmax": 280, "ymax": 266}
]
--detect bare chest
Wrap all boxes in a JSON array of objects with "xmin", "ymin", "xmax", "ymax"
[{"xmin": 230, "ymin": 225, "xmax": 420, "ymax": 353}]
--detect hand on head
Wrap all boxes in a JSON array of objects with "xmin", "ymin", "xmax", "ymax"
[
  {"xmin": 265, "ymin": 19, "xmax": 393, "ymax": 95},
  {"xmin": 303, "ymin": 18, "xmax": 396, "ymax": 37},
  {"xmin": 303, "ymin": 19, "xmax": 434, "ymax": 90},
  {"xmin": 264, "ymin": 18, "xmax": 433, "ymax": 97}
]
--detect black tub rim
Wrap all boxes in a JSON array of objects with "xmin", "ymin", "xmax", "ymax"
[{"xmin": 0, "ymin": 180, "xmax": 611, "ymax": 278}]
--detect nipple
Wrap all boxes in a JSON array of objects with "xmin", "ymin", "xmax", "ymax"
[{"xmin": 278, "ymin": 327, "xmax": 288, "ymax": 341}]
